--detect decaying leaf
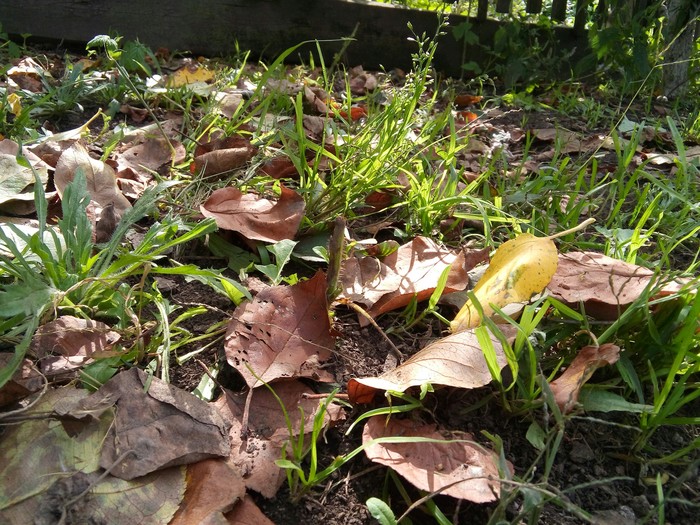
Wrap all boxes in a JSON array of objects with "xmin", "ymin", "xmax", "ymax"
[
  {"xmin": 0, "ymin": 355, "xmax": 44, "ymax": 407},
  {"xmin": 113, "ymin": 135, "xmax": 186, "ymax": 182},
  {"xmin": 213, "ymin": 381, "xmax": 344, "ymax": 498},
  {"xmin": 70, "ymin": 368, "xmax": 230, "ymax": 480},
  {"xmin": 54, "ymin": 141, "xmax": 132, "ymax": 215},
  {"xmin": 30, "ymin": 315, "xmax": 121, "ymax": 377},
  {"xmin": 363, "ymin": 416, "xmax": 509, "ymax": 503},
  {"xmin": 348, "ymin": 327, "xmax": 509, "ymax": 404},
  {"xmin": 193, "ymin": 135, "xmax": 257, "ymax": 176},
  {"xmin": 549, "ymin": 343, "xmax": 621, "ymax": 413},
  {"xmin": 0, "ymin": 387, "xmax": 186, "ymax": 525},
  {"xmin": 547, "ymin": 251, "xmax": 688, "ymax": 319},
  {"xmin": 340, "ymin": 237, "xmax": 484, "ymax": 320},
  {"xmin": 169, "ymin": 459, "xmax": 245, "ymax": 525},
  {"xmin": 451, "ymin": 233, "xmax": 559, "ymax": 332},
  {"xmin": 0, "ymin": 139, "xmax": 51, "ymax": 215},
  {"xmin": 225, "ymin": 494, "xmax": 276, "ymax": 525},
  {"xmin": 225, "ymin": 271, "xmax": 334, "ymax": 388},
  {"xmin": 200, "ymin": 185, "xmax": 305, "ymax": 243}
]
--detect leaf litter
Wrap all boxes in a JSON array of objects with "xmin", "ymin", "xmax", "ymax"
[{"xmin": 0, "ymin": 33, "xmax": 698, "ymax": 525}]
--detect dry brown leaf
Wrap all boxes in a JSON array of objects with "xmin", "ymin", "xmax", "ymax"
[
  {"xmin": 304, "ymin": 85, "xmax": 332, "ymax": 114},
  {"xmin": 547, "ymin": 251, "xmax": 687, "ymax": 319},
  {"xmin": 113, "ymin": 135, "xmax": 185, "ymax": 181},
  {"xmin": 225, "ymin": 494, "xmax": 276, "ymax": 525},
  {"xmin": 7, "ymin": 57, "xmax": 45, "ymax": 92},
  {"xmin": 0, "ymin": 355, "xmax": 43, "ymax": 407},
  {"xmin": 258, "ymin": 156, "xmax": 300, "ymax": 179},
  {"xmin": 531, "ymin": 128, "xmax": 614, "ymax": 158},
  {"xmin": 213, "ymin": 381, "xmax": 344, "ymax": 498},
  {"xmin": 193, "ymin": 135, "xmax": 257, "ymax": 176},
  {"xmin": 363, "ymin": 416, "xmax": 509, "ymax": 503},
  {"xmin": 0, "ymin": 387, "xmax": 186, "ymax": 525},
  {"xmin": 200, "ymin": 185, "xmax": 305, "ymax": 243},
  {"xmin": 70, "ymin": 368, "xmax": 230, "ymax": 480},
  {"xmin": 549, "ymin": 343, "xmax": 621, "ymax": 413},
  {"xmin": 340, "ymin": 237, "xmax": 483, "ymax": 320},
  {"xmin": 170, "ymin": 459, "xmax": 245, "ymax": 525},
  {"xmin": 54, "ymin": 141, "xmax": 132, "ymax": 215},
  {"xmin": 30, "ymin": 315, "xmax": 121, "ymax": 377},
  {"xmin": 348, "ymin": 327, "xmax": 509, "ymax": 404},
  {"xmin": 225, "ymin": 271, "xmax": 334, "ymax": 388}
]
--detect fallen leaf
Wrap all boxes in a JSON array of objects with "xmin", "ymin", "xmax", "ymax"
[
  {"xmin": 0, "ymin": 355, "xmax": 44, "ymax": 407},
  {"xmin": 70, "ymin": 367, "xmax": 231, "ymax": 480},
  {"xmin": 348, "ymin": 65, "xmax": 378, "ymax": 95},
  {"xmin": 7, "ymin": 57, "xmax": 45, "ymax": 92},
  {"xmin": 0, "ymin": 139, "xmax": 51, "ymax": 215},
  {"xmin": 348, "ymin": 327, "xmax": 510, "ymax": 404},
  {"xmin": 54, "ymin": 141, "xmax": 132, "ymax": 215},
  {"xmin": 451, "ymin": 233, "xmax": 558, "ymax": 332},
  {"xmin": 338, "ymin": 105, "xmax": 368, "ymax": 121},
  {"xmin": 225, "ymin": 271, "xmax": 334, "ymax": 388},
  {"xmin": 547, "ymin": 251, "xmax": 687, "ymax": 319},
  {"xmin": 340, "ymin": 237, "xmax": 483, "ymax": 321},
  {"xmin": 213, "ymin": 381, "xmax": 343, "ymax": 498},
  {"xmin": 454, "ymin": 94, "xmax": 483, "ymax": 107},
  {"xmin": 113, "ymin": 135, "xmax": 185, "ymax": 181},
  {"xmin": 193, "ymin": 135, "xmax": 257, "ymax": 176},
  {"xmin": 167, "ymin": 62, "xmax": 216, "ymax": 87},
  {"xmin": 0, "ymin": 387, "xmax": 186, "ymax": 525},
  {"xmin": 549, "ymin": 343, "xmax": 621, "ymax": 413},
  {"xmin": 200, "ymin": 185, "xmax": 305, "ymax": 243},
  {"xmin": 213, "ymin": 89, "xmax": 245, "ymax": 118},
  {"xmin": 259, "ymin": 156, "xmax": 300, "ymax": 179},
  {"xmin": 170, "ymin": 459, "xmax": 245, "ymax": 525},
  {"xmin": 363, "ymin": 416, "xmax": 509, "ymax": 502},
  {"xmin": 30, "ymin": 315, "xmax": 121, "ymax": 377},
  {"xmin": 225, "ymin": 494, "xmax": 276, "ymax": 525},
  {"xmin": 304, "ymin": 85, "xmax": 333, "ymax": 114}
]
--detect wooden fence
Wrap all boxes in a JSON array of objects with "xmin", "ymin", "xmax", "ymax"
[{"xmin": 0, "ymin": 0, "xmax": 589, "ymax": 77}]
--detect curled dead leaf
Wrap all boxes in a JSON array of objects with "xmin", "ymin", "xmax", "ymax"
[
  {"xmin": 549, "ymin": 343, "xmax": 621, "ymax": 413},
  {"xmin": 200, "ymin": 185, "xmax": 305, "ymax": 243},
  {"xmin": 193, "ymin": 135, "xmax": 257, "ymax": 176},
  {"xmin": 54, "ymin": 141, "xmax": 132, "ymax": 215},
  {"xmin": 348, "ymin": 327, "xmax": 509, "ymax": 404},
  {"xmin": 341, "ymin": 237, "xmax": 481, "ymax": 321}
]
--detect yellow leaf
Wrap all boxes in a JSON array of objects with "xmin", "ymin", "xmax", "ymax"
[
  {"xmin": 166, "ymin": 64, "xmax": 215, "ymax": 87},
  {"xmin": 451, "ymin": 219, "xmax": 595, "ymax": 333},
  {"xmin": 7, "ymin": 93, "xmax": 22, "ymax": 116},
  {"xmin": 451, "ymin": 233, "xmax": 558, "ymax": 332}
]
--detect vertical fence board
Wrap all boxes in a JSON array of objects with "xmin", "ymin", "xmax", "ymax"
[
  {"xmin": 551, "ymin": 0, "xmax": 568, "ymax": 20},
  {"xmin": 526, "ymin": 0, "xmax": 544, "ymax": 14},
  {"xmin": 496, "ymin": 0, "xmax": 512, "ymax": 14}
]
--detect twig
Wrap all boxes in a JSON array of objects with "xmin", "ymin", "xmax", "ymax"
[
  {"xmin": 344, "ymin": 301, "xmax": 404, "ymax": 362},
  {"xmin": 0, "ymin": 365, "xmax": 48, "ymax": 422},
  {"xmin": 57, "ymin": 449, "xmax": 136, "ymax": 525}
]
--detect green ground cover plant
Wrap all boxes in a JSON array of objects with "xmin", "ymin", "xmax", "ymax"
[{"xmin": 0, "ymin": 12, "xmax": 698, "ymax": 525}]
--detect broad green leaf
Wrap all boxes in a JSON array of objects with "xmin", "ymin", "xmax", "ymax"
[
  {"xmin": 0, "ymin": 276, "xmax": 54, "ymax": 317},
  {"xmin": 451, "ymin": 233, "xmax": 558, "ymax": 332},
  {"xmin": 366, "ymin": 497, "xmax": 397, "ymax": 525}
]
